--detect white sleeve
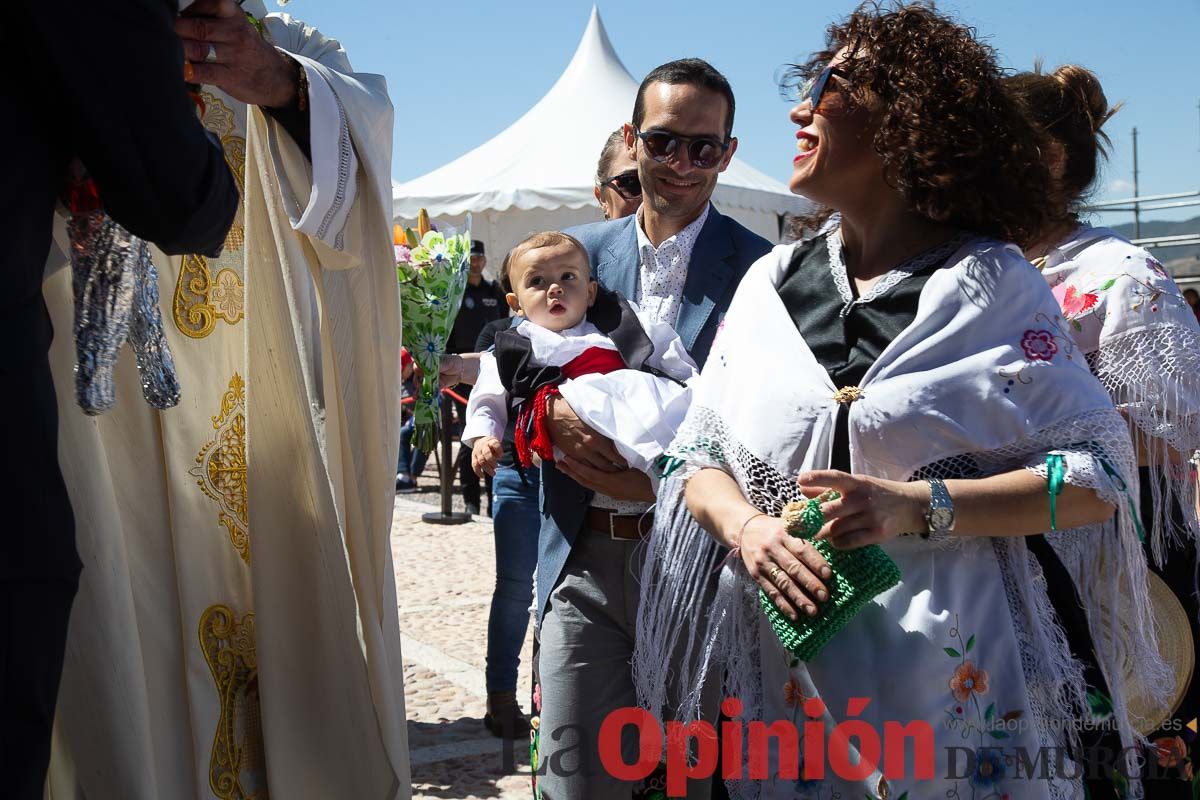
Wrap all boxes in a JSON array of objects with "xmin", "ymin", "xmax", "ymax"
[
  {"xmin": 641, "ymin": 316, "xmax": 700, "ymax": 383},
  {"xmin": 460, "ymin": 351, "xmax": 508, "ymax": 447},
  {"xmin": 283, "ymin": 58, "xmax": 358, "ymax": 247}
]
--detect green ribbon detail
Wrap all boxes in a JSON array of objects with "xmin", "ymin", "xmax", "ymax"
[
  {"xmin": 1099, "ymin": 457, "xmax": 1146, "ymax": 543},
  {"xmin": 1047, "ymin": 453, "xmax": 1065, "ymax": 531}
]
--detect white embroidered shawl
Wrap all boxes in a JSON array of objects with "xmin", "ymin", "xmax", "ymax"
[
  {"xmin": 1041, "ymin": 225, "xmax": 1200, "ymax": 566},
  {"xmin": 633, "ymin": 234, "xmax": 1167, "ymax": 768}
]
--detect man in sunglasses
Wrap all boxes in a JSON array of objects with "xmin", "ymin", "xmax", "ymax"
[{"xmin": 533, "ymin": 58, "xmax": 772, "ymax": 798}]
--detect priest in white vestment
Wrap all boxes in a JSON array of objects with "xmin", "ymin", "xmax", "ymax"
[{"xmin": 41, "ymin": 2, "xmax": 409, "ymax": 797}]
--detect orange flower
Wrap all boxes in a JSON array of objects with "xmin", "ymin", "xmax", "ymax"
[
  {"xmin": 1152, "ymin": 736, "xmax": 1188, "ymax": 768},
  {"xmin": 949, "ymin": 661, "xmax": 990, "ymax": 703},
  {"xmin": 783, "ymin": 677, "xmax": 806, "ymax": 707}
]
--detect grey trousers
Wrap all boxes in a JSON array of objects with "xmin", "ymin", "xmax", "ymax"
[{"xmin": 537, "ymin": 528, "xmax": 715, "ymax": 800}]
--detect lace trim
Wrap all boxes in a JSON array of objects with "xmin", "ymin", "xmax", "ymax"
[
  {"xmin": 638, "ymin": 404, "xmax": 1164, "ymax": 797},
  {"xmin": 317, "ymin": 90, "xmax": 353, "ymax": 250},
  {"xmin": 825, "ymin": 228, "xmax": 974, "ymax": 318}
]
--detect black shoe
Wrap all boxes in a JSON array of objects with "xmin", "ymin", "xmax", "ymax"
[
  {"xmin": 484, "ymin": 692, "xmax": 531, "ymax": 739},
  {"xmin": 465, "ymin": 502, "xmax": 481, "ymax": 516},
  {"xmin": 396, "ymin": 474, "xmax": 418, "ymax": 492}
]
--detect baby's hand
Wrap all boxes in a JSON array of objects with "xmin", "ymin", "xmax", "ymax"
[{"xmin": 471, "ymin": 437, "xmax": 503, "ymax": 477}]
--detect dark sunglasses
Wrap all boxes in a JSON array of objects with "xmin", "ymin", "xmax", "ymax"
[
  {"xmin": 600, "ymin": 170, "xmax": 641, "ymax": 200},
  {"xmin": 634, "ymin": 128, "xmax": 731, "ymax": 170},
  {"xmin": 799, "ymin": 65, "xmax": 847, "ymax": 111}
]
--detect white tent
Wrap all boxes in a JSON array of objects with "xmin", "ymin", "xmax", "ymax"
[{"xmin": 391, "ymin": 6, "xmax": 808, "ymax": 263}]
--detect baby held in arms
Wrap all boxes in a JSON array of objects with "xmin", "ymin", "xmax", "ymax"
[{"xmin": 462, "ymin": 231, "xmax": 698, "ymax": 482}]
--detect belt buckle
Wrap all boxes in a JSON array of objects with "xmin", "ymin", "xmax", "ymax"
[{"xmin": 609, "ymin": 512, "xmax": 637, "ymax": 541}]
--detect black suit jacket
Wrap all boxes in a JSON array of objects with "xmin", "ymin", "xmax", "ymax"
[{"xmin": 3, "ymin": 0, "xmax": 239, "ymax": 580}]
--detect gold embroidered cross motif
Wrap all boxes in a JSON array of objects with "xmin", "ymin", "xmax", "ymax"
[
  {"xmin": 173, "ymin": 92, "xmax": 246, "ymax": 339},
  {"xmin": 191, "ymin": 373, "xmax": 249, "ymax": 562},
  {"xmin": 833, "ymin": 386, "xmax": 864, "ymax": 404},
  {"xmin": 199, "ymin": 604, "xmax": 267, "ymax": 800}
]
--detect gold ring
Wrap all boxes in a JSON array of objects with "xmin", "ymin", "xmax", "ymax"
[
  {"xmin": 768, "ymin": 566, "xmax": 783, "ymax": 582},
  {"xmin": 205, "ymin": 43, "xmax": 218, "ymax": 63}
]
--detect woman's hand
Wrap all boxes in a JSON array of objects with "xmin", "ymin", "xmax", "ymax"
[
  {"xmin": 739, "ymin": 514, "xmax": 832, "ymax": 621},
  {"xmin": 438, "ymin": 353, "xmax": 480, "ymax": 387},
  {"xmin": 797, "ymin": 470, "xmax": 929, "ymax": 549}
]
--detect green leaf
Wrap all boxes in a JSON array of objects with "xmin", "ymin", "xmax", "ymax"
[
  {"xmin": 897, "ymin": 794, "xmax": 909, "ymax": 800},
  {"xmin": 988, "ymin": 729, "xmax": 1010, "ymax": 739},
  {"xmin": 1101, "ymin": 278, "xmax": 1117, "ymax": 291},
  {"xmin": 985, "ymin": 702, "xmax": 995, "ymax": 722},
  {"xmin": 944, "ymin": 647, "xmax": 961, "ymax": 658},
  {"xmin": 1071, "ymin": 319, "xmax": 1083, "ymax": 331},
  {"xmin": 965, "ymin": 634, "xmax": 975, "ymax": 653}
]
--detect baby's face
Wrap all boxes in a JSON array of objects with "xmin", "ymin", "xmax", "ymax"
[{"xmin": 506, "ymin": 242, "xmax": 597, "ymax": 332}]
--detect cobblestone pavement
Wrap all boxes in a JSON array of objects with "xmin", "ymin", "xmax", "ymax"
[{"xmin": 393, "ymin": 452, "xmax": 536, "ymax": 800}]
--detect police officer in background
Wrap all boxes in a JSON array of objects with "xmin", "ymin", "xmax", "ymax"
[{"xmin": 448, "ymin": 240, "xmax": 508, "ymax": 515}]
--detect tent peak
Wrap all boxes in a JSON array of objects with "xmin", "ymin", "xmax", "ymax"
[{"xmin": 561, "ymin": 4, "xmax": 632, "ymax": 86}]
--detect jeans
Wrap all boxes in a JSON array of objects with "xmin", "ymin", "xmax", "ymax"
[
  {"xmin": 486, "ymin": 460, "xmax": 540, "ymax": 693},
  {"xmin": 397, "ymin": 415, "xmax": 427, "ymax": 477}
]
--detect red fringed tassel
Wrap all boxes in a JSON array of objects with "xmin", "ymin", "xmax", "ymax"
[{"xmin": 514, "ymin": 384, "xmax": 560, "ymax": 468}]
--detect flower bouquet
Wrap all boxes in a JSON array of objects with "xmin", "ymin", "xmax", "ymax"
[{"xmin": 395, "ymin": 209, "xmax": 472, "ymax": 452}]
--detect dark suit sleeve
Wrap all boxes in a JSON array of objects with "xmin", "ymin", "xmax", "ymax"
[
  {"xmin": 475, "ymin": 317, "xmax": 509, "ymax": 352},
  {"xmin": 23, "ymin": 0, "xmax": 238, "ymax": 256}
]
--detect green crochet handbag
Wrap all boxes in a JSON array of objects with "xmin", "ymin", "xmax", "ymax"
[{"xmin": 759, "ymin": 493, "xmax": 901, "ymax": 661}]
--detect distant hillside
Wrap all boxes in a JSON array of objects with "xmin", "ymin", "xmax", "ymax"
[{"xmin": 1108, "ymin": 215, "xmax": 1200, "ymax": 261}]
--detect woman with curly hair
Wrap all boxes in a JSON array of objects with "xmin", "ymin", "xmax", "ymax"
[
  {"xmin": 1010, "ymin": 64, "xmax": 1200, "ymax": 797},
  {"xmin": 633, "ymin": 5, "xmax": 1166, "ymax": 798}
]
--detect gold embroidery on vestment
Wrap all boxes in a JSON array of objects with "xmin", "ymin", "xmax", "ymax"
[
  {"xmin": 191, "ymin": 373, "xmax": 249, "ymax": 562},
  {"xmin": 199, "ymin": 604, "xmax": 267, "ymax": 800},
  {"xmin": 173, "ymin": 92, "xmax": 246, "ymax": 338}
]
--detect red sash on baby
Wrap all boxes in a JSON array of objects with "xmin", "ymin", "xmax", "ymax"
[{"xmin": 513, "ymin": 346, "xmax": 626, "ymax": 468}]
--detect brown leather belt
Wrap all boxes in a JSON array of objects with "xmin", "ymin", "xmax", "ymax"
[{"xmin": 587, "ymin": 507, "xmax": 653, "ymax": 541}]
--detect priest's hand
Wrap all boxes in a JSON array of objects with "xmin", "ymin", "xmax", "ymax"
[
  {"xmin": 797, "ymin": 470, "xmax": 928, "ymax": 549},
  {"xmin": 556, "ymin": 457, "xmax": 655, "ymax": 503},
  {"xmin": 178, "ymin": 0, "xmax": 298, "ymax": 110}
]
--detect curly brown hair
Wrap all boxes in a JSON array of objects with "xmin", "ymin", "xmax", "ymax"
[
  {"xmin": 1003, "ymin": 64, "xmax": 1121, "ymax": 225},
  {"xmin": 784, "ymin": 2, "xmax": 1054, "ymax": 245}
]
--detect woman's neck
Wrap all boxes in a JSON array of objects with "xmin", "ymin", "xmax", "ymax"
[
  {"xmin": 1023, "ymin": 219, "xmax": 1079, "ymax": 261},
  {"xmin": 836, "ymin": 199, "xmax": 956, "ymax": 280}
]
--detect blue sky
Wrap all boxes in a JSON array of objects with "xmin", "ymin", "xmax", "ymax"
[{"xmin": 290, "ymin": 0, "xmax": 1200, "ymax": 226}]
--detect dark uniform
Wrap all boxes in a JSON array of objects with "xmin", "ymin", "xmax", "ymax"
[
  {"xmin": 449, "ymin": 271, "xmax": 509, "ymax": 513},
  {"xmin": 4, "ymin": 1, "xmax": 239, "ymax": 796}
]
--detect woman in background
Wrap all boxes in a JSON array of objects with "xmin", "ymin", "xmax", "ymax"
[{"xmin": 1010, "ymin": 64, "xmax": 1200, "ymax": 796}]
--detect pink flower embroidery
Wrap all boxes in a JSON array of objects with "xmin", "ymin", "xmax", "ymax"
[
  {"xmin": 1020, "ymin": 330, "xmax": 1058, "ymax": 361},
  {"xmin": 533, "ymin": 683, "xmax": 542, "ymax": 712},
  {"xmin": 1052, "ymin": 284, "xmax": 1099, "ymax": 318}
]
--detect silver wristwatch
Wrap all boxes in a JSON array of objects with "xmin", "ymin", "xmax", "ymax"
[{"xmin": 924, "ymin": 478, "xmax": 955, "ymax": 536}]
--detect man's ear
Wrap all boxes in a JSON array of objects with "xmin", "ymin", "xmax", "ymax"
[
  {"xmin": 505, "ymin": 293, "xmax": 523, "ymax": 314},
  {"xmin": 719, "ymin": 137, "xmax": 738, "ymax": 173},
  {"xmin": 586, "ymin": 279, "xmax": 598, "ymax": 307},
  {"xmin": 623, "ymin": 123, "xmax": 637, "ymax": 158}
]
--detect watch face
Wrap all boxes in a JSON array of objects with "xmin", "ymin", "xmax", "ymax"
[{"xmin": 928, "ymin": 507, "xmax": 954, "ymax": 532}]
